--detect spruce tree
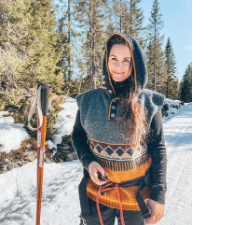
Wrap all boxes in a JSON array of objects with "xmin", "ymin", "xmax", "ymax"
[
  {"xmin": 145, "ymin": 0, "xmax": 166, "ymax": 94},
  {"xmin": 165, "ymin": 37, "xmax": 178, "ymax": 99},
  {"xmin": 180, "ymin": 63, "xmax": 192, "ymax": 102}
]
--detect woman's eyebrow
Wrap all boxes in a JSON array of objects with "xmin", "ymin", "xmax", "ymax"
[{"xmin": 109, "ymin": 54, "xmax": 131, "ymax": 59}]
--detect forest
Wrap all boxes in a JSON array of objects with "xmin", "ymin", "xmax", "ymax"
[{"xmin": 0, "ymin": 0, "xmax": 192, "ymax": 131}]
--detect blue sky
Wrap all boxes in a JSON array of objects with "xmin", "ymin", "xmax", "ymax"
[{"xmin": 139, "ymin": 0, "xmax": 192, "ymax": 82}]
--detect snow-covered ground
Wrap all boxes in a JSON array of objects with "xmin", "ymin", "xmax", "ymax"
[
  {"xmin": 0, "ymin": 112, "xmax": 30, "ymax": 153},
  {"xmin": 0, "ymin": 96, "xmax": 192, "ymax": 225},
  {"xmin": 0, "ymin": 96, "xmax": 78, "ymax": 153},
  {"xmin": 158, "ymin": 102, "xmax": 192, "ymax": 225}
]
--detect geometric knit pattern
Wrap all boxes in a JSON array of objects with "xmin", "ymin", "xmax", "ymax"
[{"xmin": 89, "ymin": 139, "xmax": 147, "ymax": 161}]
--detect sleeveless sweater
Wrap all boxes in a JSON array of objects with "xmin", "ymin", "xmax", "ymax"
[
  {"xmin": 73, "ymin": 32, "xmax": 167, "ymax": 210},
  {"xmin": 75, "ymin": 88, "xmax": 165, "ymax": 210}
]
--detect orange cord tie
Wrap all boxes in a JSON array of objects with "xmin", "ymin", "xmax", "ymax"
[{"xmin": 96, "ymin": 182, "xmax": 125, "ymax": 225}]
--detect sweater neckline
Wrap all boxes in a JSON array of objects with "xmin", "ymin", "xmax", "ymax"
[{"xmin": 112, "ymin": 77, "xmax": 129, "ymax": 89}]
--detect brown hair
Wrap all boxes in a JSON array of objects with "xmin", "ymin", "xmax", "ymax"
[{"xmin": 106, "ymin": 34, "xmax": 148, "ymax": 143}]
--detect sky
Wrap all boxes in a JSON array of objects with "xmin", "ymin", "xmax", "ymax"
[{"xmin": 139, "ymin": 0, "xmax": 192, "ymax": 82}]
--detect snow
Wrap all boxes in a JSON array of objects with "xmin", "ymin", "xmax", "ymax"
[
  {"xmin": 0, "ymin": 111, "xmax": 30, "ymax": 153},
  {"xmin": 0, "ymin": 98, "xmax": 192, "ymax": 225},
  {"xmin": 52, "ymin": 96, "xmax": 78, "ymax": 146},
  {"xmin": 0, "ymin": 160, "xmax": 82, "ymax": 224},
  {"xmin": 0, "ymin": 96, "xmax": 78, "ymax": 153}
]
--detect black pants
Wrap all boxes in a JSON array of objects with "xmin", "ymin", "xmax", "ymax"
[{"xmin": 80, "ymin": 198, "xmax": 145, "ymax": 225}]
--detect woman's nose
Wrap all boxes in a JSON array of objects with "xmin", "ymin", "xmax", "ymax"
[{"xmin": 115, "ymin": 61, "xmax": 123, "ymax": 68}]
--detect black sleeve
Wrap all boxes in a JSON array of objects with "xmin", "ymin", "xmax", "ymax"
[
  {"xmin": 147, "ymin": 110, "xmax": 167, "ymax": 204},
  {"xmin": 71, "ymin": 109, "xmax": 96, "ymax": 172}
]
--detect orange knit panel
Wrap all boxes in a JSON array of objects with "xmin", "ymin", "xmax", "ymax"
[
  {"xmin": 104, "ymin": 156, "xmax": 152, "ymax": 183},
  {"xmin": 86, "ymin": 158, "xmax": 152, "ymax": 211}
]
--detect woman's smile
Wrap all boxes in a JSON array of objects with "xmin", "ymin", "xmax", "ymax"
[{"xmin": 113, "ymin": 71, "xmax": 124, "ymax": 75}]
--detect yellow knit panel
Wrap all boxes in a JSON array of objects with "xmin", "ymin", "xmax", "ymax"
[{"xmin": 104, "ymin": 156, "xmax": 151, "ymax": 183}]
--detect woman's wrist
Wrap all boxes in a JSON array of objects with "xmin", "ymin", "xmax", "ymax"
[{"xmin": 81, "ymin": 154, "xmax": 96, "ymax": 172}]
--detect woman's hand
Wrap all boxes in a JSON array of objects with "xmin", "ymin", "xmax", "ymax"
[
  {"xmin": 145, "ymin": 199, "xmax": 165, "ymax": 224},
  {"xmin": 88, "ymin": 161, "xmax": 108, "ymax": 185}
]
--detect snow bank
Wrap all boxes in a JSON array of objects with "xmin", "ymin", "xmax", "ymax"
[
  {"xmin": 52, "ymin": 96, "xmax": 78, "ymax": 147},
  {"xmin": 0, "ymin": 112, "xmax": 30, "ymax": 153}
]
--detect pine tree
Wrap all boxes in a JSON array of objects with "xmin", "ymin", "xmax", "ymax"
[
  {"xmin": 0, "ymin": 0, "xmax": 64, "ymax": 93},
  {"xmin": 110, "ymin": 0, "xmax": 145, "ymax": 48},
  {"xmin": 0, "ymin": 0, "xmax": 27, "ymax": 90},
  {"xmin": 129, "ymin": 0, "xmax": 146, "ymax": 49},
  {"xmin": 180, "ymin": 63, "xmax": 192, "ymax": 102},
  {"xmin": 165, "ymin": 37, "xmax": 178, "ymax": 99},
  {"xmin": 0, "ymin": 0, "xmax": 66, "ymax": 130},
  {"xmin": 110, "ymin": 0, "xmax": 130, "ymax": 34},
  {"xmin": 55, "ymin": 0, "xmax": 82, "ymax": 95},
  {"xmin": 75, "ymin": 0, "xmax": 108, "ymax": 90},
  {"xmin": 145, "ymin": 0, "xmax": 166, "ymax": 94}
]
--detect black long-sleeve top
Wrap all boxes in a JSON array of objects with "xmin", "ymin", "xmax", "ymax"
[{"xmin": 72, "ymin": 80, "xmax": 167, "ymax": 204}]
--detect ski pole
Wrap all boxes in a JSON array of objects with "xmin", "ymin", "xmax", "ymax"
[
  {"xmin": 27, "ymin": 82, "xmax": 51, "ymax": 225},
  {"xmin": 36, "ymin": 82, "xmax": 51, "ymax": 225}
]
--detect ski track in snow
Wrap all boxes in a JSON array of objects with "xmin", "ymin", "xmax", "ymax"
[
  {"xmin": 0, "ymin": 103, "xmax": 192, "ymax": 225},
  {"xmin": 158, "ymin": 103, "xmax": 192, "ymax": 225}
]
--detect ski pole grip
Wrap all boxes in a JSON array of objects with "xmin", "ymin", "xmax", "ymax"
[
  {"xmin": 41, "ymin": 84, "xmax": 51, "ymax": 116},
  {"xmin": 37, "ymin": 81, "xmax": 44, "ymax": 89}
]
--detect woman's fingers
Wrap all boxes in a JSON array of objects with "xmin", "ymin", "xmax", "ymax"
[
  {"xmin": 145, "ymin": 199, "xmax": 165, "ymax": 224},
  {"xmin": 145, "ymin": 215, "xmax": 156, "ymax": 224},
  {"xmin": 145, "ymin": 215, "xmax": 161, "ymax": 224},
  {"xmin": 88, "ymin": 162, "xmax": 108, "ymax": 185},
  {"xmin": 93, "ymin": 170, "xmax": 107, "ymax": 185}
]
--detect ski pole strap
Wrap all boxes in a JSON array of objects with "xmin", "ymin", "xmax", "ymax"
[{"xmin": 27, "ymin": 85, "xmax": 43, "ymax": 131}]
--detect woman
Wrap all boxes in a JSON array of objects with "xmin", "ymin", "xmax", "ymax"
[{"xmin": 72, "ymin": 33, "xmax": 167, "ymax": 225}]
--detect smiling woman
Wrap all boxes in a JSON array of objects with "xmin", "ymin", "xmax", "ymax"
[{"xmin": 72, "ymin": 33, "xmax": 167, "ymax": 225}]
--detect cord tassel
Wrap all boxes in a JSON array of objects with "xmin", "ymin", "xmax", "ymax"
[{"xmin": 96, "ymin": 182, "xmax": 125, "ymax": 225}]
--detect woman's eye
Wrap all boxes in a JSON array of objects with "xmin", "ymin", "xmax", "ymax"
[{"xmin": 111, "ymin": 58, "xmax": 129, "ymax": 63}]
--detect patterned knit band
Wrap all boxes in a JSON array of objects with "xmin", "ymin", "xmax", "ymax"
[{"xmin": 88, "ymin": 139, "xmax": 150, "ymax": 171}]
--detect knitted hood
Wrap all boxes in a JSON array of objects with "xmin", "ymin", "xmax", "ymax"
[{"xmin": 102, "ymin": 32, "xmax": 148, "ymax": 97}]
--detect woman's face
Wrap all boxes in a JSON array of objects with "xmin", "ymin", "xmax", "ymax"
[{"xmin": 108, "ymin": 44, "xmax": 133, "ymax": 82}]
